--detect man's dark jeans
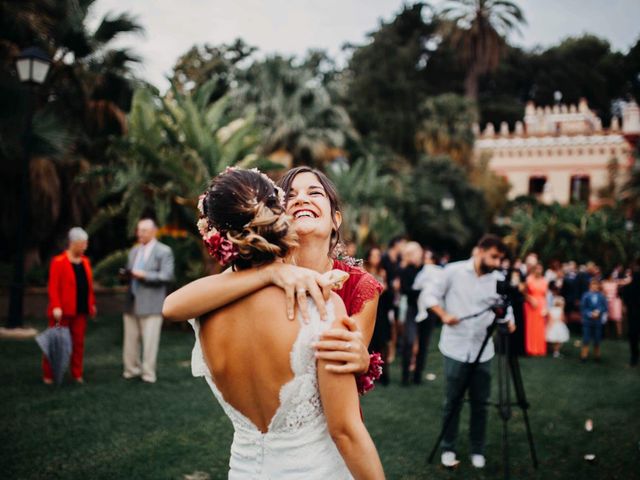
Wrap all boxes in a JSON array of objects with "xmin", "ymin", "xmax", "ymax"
[{"xmin": 441, "ymin": 355, "xmax": 492, "ymax": 455}]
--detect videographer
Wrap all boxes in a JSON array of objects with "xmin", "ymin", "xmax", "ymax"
[{"xmin": 423, "ymin": 234, "xmax": 515, "ymax": 470}]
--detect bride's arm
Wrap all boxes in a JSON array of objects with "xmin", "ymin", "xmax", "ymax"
[
  {"xmin": 318, "ymin": 296, "xmax": 385, "ymax": 480},
  {"xmin": 162, "ymin": 263, "xmax": 332, "ymax": 322}
]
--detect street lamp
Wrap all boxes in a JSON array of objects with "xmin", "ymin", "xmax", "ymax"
[
  {"xmin": 7, "ymin": 47, "xmax": 51, "ymax": 329},
  {"xmin": 16, "ymin": 47, "xmax": 51, "ymax": 84}
]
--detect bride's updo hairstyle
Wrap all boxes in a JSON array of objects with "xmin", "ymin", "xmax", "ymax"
[{"xmin": 202, "ymin": 168, "xmax": 297, "ymax": 270}]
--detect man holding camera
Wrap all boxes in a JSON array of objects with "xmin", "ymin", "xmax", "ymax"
[{"xmin": 423, "ymin": 235, "xmax": 515, "ymax": 469}]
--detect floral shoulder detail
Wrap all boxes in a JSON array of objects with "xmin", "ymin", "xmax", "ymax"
[
  {"xmin": 350, "ymin": 273, "xmax": 384, "ymax": 316},
  {"xmin": 332, "ymin": 259, "xmax": 383, "ymax": 316}
]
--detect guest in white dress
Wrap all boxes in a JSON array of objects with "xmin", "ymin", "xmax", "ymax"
[
  {"xmin": 190, "ymin": 167, "xmax": 384, "ymax": 479},
  {"xmin": 546, "ymin": 296, "xmax": 570, "ymax": 358}
]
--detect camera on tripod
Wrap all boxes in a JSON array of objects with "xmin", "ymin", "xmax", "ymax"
[{"xmin": 492, "ymin": 279, "xmax": 511, "ymax": 321}]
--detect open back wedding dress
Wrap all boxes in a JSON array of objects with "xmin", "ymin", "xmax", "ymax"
[{"xmin": 189, "ymin": 300, "xmax": 353, "ymax": 479}]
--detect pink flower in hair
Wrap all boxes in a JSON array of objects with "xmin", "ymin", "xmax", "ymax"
[{"xmin": 204, "ymin": 230, "xmax": 238, "ymax": 266}]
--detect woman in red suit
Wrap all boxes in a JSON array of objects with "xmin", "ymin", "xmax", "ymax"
[{"xmin": 44, "ymin": 227, "xmax": 96, "ymax": 384}]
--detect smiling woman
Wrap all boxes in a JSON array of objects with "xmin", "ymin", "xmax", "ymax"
[
  {"xmin": 163, "ymin": 166, "xmax": 383, "ymax": 377},
  {"xmin": 280, "ymin": 167, "xmax": 343, "ymax": 257}
]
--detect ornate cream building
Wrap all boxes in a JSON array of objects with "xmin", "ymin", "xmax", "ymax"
[{"xmin": 474, "ymin": 99, "xmax": 640, "ymax": 205}]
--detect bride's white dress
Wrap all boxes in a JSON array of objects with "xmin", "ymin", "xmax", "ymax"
[{"xmin": 189, "ymin": 301, "xmax": 353, "ymax": 479}]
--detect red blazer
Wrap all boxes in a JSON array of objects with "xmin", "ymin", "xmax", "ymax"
[{"xmin": 47, "ymin": 253, "xmax": 96, "ymax": 319}]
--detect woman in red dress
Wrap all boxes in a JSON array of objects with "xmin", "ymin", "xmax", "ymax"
[
  {"xmin": 163, "ymin": 166, "xmax": 382, "ymax": 374},
  {"xmin": 524, "ymin": 264, "xmax": 548, "ymax": 356}
]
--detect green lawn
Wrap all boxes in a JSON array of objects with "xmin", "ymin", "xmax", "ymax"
[{"xmin": 1, "ymin": 315, "xmax": 639, "ymax": 480}]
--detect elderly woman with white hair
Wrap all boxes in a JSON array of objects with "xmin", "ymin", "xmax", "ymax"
[{"xmin": 43, "ymin": 227, "xmax": 96, "ymax": 384}]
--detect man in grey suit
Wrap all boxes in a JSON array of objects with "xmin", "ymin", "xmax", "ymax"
[{"xmin": 123, "ymin": 218, "xmax": 174, "ymax": 383}]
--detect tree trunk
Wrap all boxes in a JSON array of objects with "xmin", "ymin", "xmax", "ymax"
[{"xmin": 464, "ymin": 65, "xmax": 480, "ymax": 101}]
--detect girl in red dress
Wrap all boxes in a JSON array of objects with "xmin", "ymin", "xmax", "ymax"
[{"xmin": 164, "ymin": 166, "xmax": 382, "ymax": 375}]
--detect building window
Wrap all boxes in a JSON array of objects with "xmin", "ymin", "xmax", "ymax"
[
  {"xmin": 588, "ymin": 148, "xmax": 594, "ymax": 155},
  {"xmin": 529, "ymin": 176, "xmax": 547, "ymax": 197},
  {"xmin": 570, "ymin": 175, "xmax": 590, "ymax": 204}
]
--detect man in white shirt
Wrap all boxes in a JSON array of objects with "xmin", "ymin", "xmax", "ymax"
[{"xmin": 423, "ymin": 235, "xmax": 515, "ymax": 469}]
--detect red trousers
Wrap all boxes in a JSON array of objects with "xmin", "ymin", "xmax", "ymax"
[{"xmin": 42, "ymin": 314, "xmax": 87, "ymax": 380}]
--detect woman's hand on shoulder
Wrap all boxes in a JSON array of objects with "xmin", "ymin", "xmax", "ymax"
[
  {"xmin": 313, "ymin": 316, "xmax": 370, "ymax": 374},
  {"xmin": 266, "ymin": 263, "xmax": 333, "ymax": 321}
]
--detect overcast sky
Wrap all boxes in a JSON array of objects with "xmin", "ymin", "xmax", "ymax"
[{"xmin": 89, "ymin": 0, "xmax": 640, "ymax": 91}]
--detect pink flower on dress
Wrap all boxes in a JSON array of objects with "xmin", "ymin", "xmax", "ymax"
[{"xmin": 356, "ymin": 352, "xmax": 384, "ymax": 395}]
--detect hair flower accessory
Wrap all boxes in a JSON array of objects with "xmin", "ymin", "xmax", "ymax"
[
  {"xmin": 197, "ymin": 193, "xmax": 239, "ymax": 266},
  {"xmin": 356, "ymin": 352, "xmax": 384, "ymax": 395}
]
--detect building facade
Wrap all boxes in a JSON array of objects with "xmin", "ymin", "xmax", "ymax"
[{"xmin": 474, "ymin": 99, "xmax": 640, "ymax": 205}]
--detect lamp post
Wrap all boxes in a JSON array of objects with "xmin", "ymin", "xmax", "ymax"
[{"xmin": 6, "ymin": 47, "xmax": 51, "ymax": 329}]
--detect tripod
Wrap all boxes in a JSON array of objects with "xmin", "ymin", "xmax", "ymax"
[{"xmin": 427, "ymin": 315, "xmax": 538, "ymax": 479}]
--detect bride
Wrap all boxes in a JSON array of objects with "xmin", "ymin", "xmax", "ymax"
[
  {"xmin": 190, "ymin": 167, "xmax": 384, "ymax": 479},
  {"xmin": 164, "ymin": 166, "xmax": 384, "ymax": 382}
]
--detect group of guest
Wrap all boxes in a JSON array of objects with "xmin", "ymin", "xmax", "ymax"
[
  {"xmin": 42, "ymin": 219, "xmax": 174, "ymax": 385},
  {"xmin": 364, "ymin": 236, "xmax": 446, "ymax": 386},
  {"xmin": 503, "ymin": 253, "xmax": 639, "ymax": 365},
  {"xmin": 363, "ymin": 237, "xmax": 640, "ymax": 377}
]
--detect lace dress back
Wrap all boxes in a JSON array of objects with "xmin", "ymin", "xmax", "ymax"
[{"xmin": 189, "ymin": 300, "xmax": 353, "ymax": 479}]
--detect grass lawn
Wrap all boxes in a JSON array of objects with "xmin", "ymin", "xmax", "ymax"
[{"xmin": 1, "ymin": 315, "xmax": 639, "ymax": 480}]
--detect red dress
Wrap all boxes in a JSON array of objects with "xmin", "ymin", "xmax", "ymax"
[
  {"xmin": 525, "ymin": 275, "xmax": 548, "ymax": 356},
  {"xmin": 332, "ymin": 259, "xmax": 383, "ymax": 316}
]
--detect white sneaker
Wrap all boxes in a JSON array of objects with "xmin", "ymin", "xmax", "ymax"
[
  {"xmin": 470, "ymin": 454, "xmax": 486, "ymax": 469},
  {"xmin": 441, "ymin": 451, "xmax": 459, "ymax": 468}
]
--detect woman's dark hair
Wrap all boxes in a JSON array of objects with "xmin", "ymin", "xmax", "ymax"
[
  {"xmin": 204, "ymin": 168, "xmax": 297, "ymax": 270},
  {"xmin": 364, "ymin": 246, "xmax": 383, "ymax": 273},
  {"xmin": 277, "ymin": 166, "xmax": 342, "ymax": 255}
]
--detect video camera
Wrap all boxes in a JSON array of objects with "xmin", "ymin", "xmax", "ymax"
[{"xmin": 492, "ymin": 279, "xmax": 511, "ymax": 321}]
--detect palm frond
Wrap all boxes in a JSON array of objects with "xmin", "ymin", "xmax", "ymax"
[{"xmin": 93, "ymin": 13, "xmax": 143, "ymax": 45}]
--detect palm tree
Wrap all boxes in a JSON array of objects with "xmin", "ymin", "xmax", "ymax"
[
  {"xmin": 89, "ymin": 80, "xmax": 273, "ymax": 281},
  {"xmin": 327, "ymin": 157, "xmax": 403, "ymax": 248},
  {"xmin": 235, "ymin": 55, "xmax": 359, "ymax": 167},
  {"xmin": 505, "ymin": 200, "xmax": 638, "ymax": 271},
  {"xmin": 90, "ymin": 79, "xmax": 270, "ymax": 238},
  {"xmin": 416, "ymin": 93, "xmax": 478, "ymax": 169},
  {"xmin": 0, "ymin": 1, "xmax": 143, "ymax": 268},
  {"xmin": 439, "ymin": 0, "xmax": 526, "ymax": 100}
]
